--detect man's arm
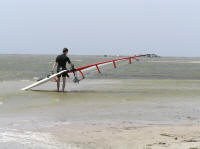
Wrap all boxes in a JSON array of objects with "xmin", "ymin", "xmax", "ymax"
[
  {"xmin": 52, "ymin": 62, "xmax": 57, "ymax": 74},
  {"xmin": 67, "ymin": 57, "xmax": 74, "ymax": 68}
]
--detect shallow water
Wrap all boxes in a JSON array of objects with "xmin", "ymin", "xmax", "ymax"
[
  {"xmin": 1, "ymin": 79, "xmax": 200, "ymax": 124},
  {"xmin": 1, "ymin": 55, "xmax": 200, "ymax": 148}
]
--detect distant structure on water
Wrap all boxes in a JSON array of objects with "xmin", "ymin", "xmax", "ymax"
[
  {"xmin": 146, "ymin": 54, "xmax": 160, "ymax": 58},
  {"xmin": 104, "ymin": 54, "xmax": 122, "ymax": 57}
]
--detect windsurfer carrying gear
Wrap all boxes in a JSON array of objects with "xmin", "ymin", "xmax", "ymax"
[{"xmin": 52, "ymin": 48, "xmax": 73, "ymax": 92}]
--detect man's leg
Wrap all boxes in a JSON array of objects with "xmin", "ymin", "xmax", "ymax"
[
  {"xmin": 57, "ymin": 77, "xmax": 60, "ymax": 92},
  {"xmin": 62, "ymin": 77, "xmax": 66, "ymax": 92}
]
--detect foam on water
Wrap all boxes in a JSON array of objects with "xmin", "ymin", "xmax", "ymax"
[
  {"xmin": 0, "ymin": 128, "xmax": 57, "ymax": 148},
  {"xmin": 0, "ymin": 128, "xmax": 80, "ymax": 149},
  {"xmin": 39, "ymin": 121, "xmax": 70, "ymax": 128}
]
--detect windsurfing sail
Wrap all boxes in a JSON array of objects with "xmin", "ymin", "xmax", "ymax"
[{"xmin": 21, "ymin": 55, "xmax": 146, "ymax": 91}]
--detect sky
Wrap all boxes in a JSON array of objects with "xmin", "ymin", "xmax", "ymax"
[{"xmin": 0, "ymin": 0, "xmax": 199, "ymax": 56}]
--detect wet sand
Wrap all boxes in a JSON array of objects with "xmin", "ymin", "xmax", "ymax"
[
  {"xmin": 35, "ymin": 123, "xmax": 200, "ymax": 149},
  {"xmin": 0, "ymin": 79, "xmax": 200, "ymax": 148}
]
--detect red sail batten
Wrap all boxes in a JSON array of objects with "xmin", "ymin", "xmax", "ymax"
[
  {"xmin": 79, "ymin": 70, "xmax": 85, "ymax": 78},
  {"xmin": 113, "ymin": 61, "xmax": 117, "ymax": 68},
  {"xmin": 129, "ymin": 58, "xmax": 132, "ymax": 64},
  {"xmin": 96, "ymin": 65, "xmax": 101, "ymax": 73}
]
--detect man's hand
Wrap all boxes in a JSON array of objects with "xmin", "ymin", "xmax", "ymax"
[
  {"xmin": 51, "ymin": 70, "xmax": 54, "ymax": 74},
  {"xmin": 71, "ymin": 64, "xmax": 75, "ymax": 71},
  {"xmin": 70, "ymin": 63, "xmax": 74, "ymax": 67}
]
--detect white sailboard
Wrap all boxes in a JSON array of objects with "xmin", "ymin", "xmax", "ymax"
[{"xmin": 21, "ymin": 70, "xmax": 67, "ymax": 91}]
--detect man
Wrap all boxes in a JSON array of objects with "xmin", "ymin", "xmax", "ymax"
[{"xmin": 52, "ymin": 48, "xmax": 73, "ymax": 92}]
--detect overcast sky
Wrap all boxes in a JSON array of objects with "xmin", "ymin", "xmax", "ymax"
[{"xmin": 0, "ymin": 0, "xmax": 199, "ymax": 56}]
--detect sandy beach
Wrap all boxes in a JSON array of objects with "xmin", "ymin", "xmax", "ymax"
[
  {"xmin": 2, "ymin": 121, "xmax": 200, "ymax": 149},
  {"xmin": 35, "ymin": 123, "xmax": 200, "ymax": 149}
]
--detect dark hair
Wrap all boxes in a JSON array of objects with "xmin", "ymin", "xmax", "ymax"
[{"xmin": 63, "ymin": 48, "xmax": 68, "ymax": 53}]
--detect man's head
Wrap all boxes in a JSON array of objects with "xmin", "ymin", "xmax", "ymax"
[{"xmin": 63, "ymin": 48, "xmax": 68, "ymax": 54}]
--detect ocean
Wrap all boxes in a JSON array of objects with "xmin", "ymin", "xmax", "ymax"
[{"xmin": 1, "ymin": 55, "xmax": 200, "ymax": 81}]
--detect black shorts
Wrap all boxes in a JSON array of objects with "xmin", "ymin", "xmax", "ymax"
[
  {"xmin": 57, "ymin": 72, "xmax": 68, "ymax": 78},
  {"xmin": 57, "ymin": 67, "xmax": 69, "ymax": 78}
]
